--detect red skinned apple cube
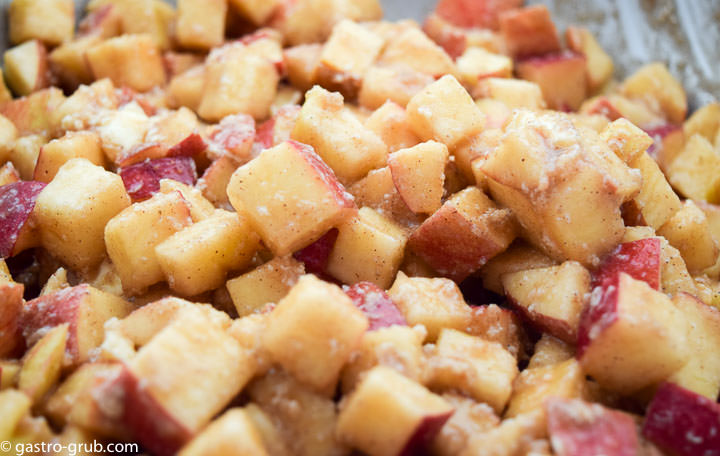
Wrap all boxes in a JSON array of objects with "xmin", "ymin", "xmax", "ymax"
[
  {"xmin": 0, "ymin": 181, "xmax": 46, "ymax": 259},
  {"xmin": 292, "ymin": 228, "xmax": 338, "ymax": 275},
  {"xmin": 336, "ymin": 366, "xmax": 454, "ymax": 456},
  {"xmin": 3, "ymin": 40, "xmax": 50, "ymax": 97},
  {"xmin": 577, "ymin": 273, "xmax": 688, "ymax": 394},
  {"xmin": 120, "ymin": 156, "xmax": 197, "ymax": 202},
  {"xmin": 226, "ymin": 141, "xmax": 356, "ymax": 256},
  {"xmin": 86, "ymin": 34, "xmax": 166, "ymax": 93},
  {"xmin": 435, "ymin": 0, "xmax": 522, "ymax": 30},
  {"xmin": 206, "ymin": 114, "xmax": 256, "ymax": 162},
  {"xmin": 546, "ymin": 398, "xmax": 640, "ymax": 456},
  {"xmin": 388, "ymin": 141, "xmax": 449, "ymax": 214},
  {"xmin": 565, "ymin": 27, "xmax": 614, "ymax": 92},
  {"xmin": 516, "ymin": 52, "xmax": 588, "ymax": 111},
  {"xmin": 409, "ymin": 186, "xmax": 516, "ymax": 282},
  {"xmin": 499, "ymin": 5, "xmax": 561, "ymax": 58},
  {"xmin": 345, "ymin": 281, "xmax": 407, "ymax": 331},
  {"xmin": 642, "ymin": 382, "xmax": 720, "ymax": 456},
  {"xmin": 592, "ymin": 238, "xmax": 662, "ymax": 290}
]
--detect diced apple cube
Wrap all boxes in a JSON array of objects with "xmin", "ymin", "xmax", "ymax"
[
  {"xmin": 206, "ymin": 113, "xmax": 256, "ymax": 162},
  {"xmin": 516, "ymin": 52, "xmax": 588, "ymax": 111},
  {"xmin": 502, "ymin": 261, "xmax": 590, "ymax": 343},
  {"xmin": 388, "ymin": 272, "xmax": 472, "ymax": 341},
  {"xmin": 21, "ymin": 284, "xmax": 133, "ymax": 365},
  {"xmin": 283, "ymin": 44, "xmax": 322, "ymax": 92},
  {"xmin": 409, "ymin": 186, "xmax": 516, "ymax": 282},
  {"xmin": 35, "ymin": 158, "xmax": 130, "ymax": 271},
  {"xmin": 33, "ymin": 132, "xmax": 104, "ymax": 184},
  {"xmin": 9, "ymin": 134, "xmax": 44, "ymax": 180},
  {"xmin": 658, "ymin": 200, "xmax": 719, "ymax": 273},
  {"xmin": 592, "ymin": 238, "xmax": 662, "ymax": 290},
  {"xmin": 0, "ymin": 181, "xmax": 46, "ymax": 259},
  {"xmin": 365, "ymin": 101, "xmax": 420, "ymax": 153},
  {"xmin": 621, "ymin": 63, "xmax": 687, "ymax": 124},
  {"xmin": 48, "ymin": 35, "xmax": 99, "ymax": 91},
  {"xmin": 0, "ymin": 389, "xmax": 32, "ymax": 441},
  {"xmin": 479, "ymin": 241, "xmax": 556, "ymax": 294},
  {"xmin": 291, "ymin": 86, "xmax": 387, "ymax": 184},
  {"xmin": 229, "ymin": 0, "xmax": 279, "ymax": 25},
  {"xmin": 378, "ymin": 27, "xmax": 456, "ymax": 78},
  {"xmin": 158, "ymin": 179, "xmax": 214, "ymax": 222},
  {"xmin": 86, "ymin": 34, "xmax": 165, "ymax": 92},
  {"xmin": 176, "ymin": 0, "xmax": 227, "ymax": 50},
  {"xmin": 18, "ymin": 324, "xmax": 68, "ymax": 405},
  {"xmin": 155, "ymin": 210, "xmax": 260, "ymax": 296},
  {"xmin": 357, "ymin": 64, "xmax": 435, "ymax": 110},
  {"xmin": 667, "ymin": 134, "xmax": 720, "ymax": 203},
  {"xmin": 167, "ymin": 66, "xmax": 205, "ymax": 112},
  {"xmin": 528, "ymin": 334, "xmax": 574, "ymax": 368},
  {"xmin": 577, "ymin": 273, "xmax": 688, "ymax": 394},
  {"xmin": 684, "ymin": 102, "xmax": 720, "ymax": 143},
  {"xmin": 457, "ymin": 47, "xmax": 513, "ymax": 87},
  {"xmin": 407, "ymin": 75, "xmax": 485, "ymax": 149},
  {"xmin": 565, "ymin": 27, "xmax": 614, "ymax": 92},
  {"xmin": 227, "ymin": 141, "xmax": 356, "ymax": 256},
  {"xmin": 95, "ymin": 100, "xmax": 150, "ymax": 163},
  {"xmin": 9, "ymin": 0, "xmax": 74, "ymax": 46},
  {"xmin": 337, "ymin": 366, "xmax": 454, "ymax": 456},
  {"xmin": 431, "ymin": 394, "xmax": 500, "ymax": 456},
  {"xmin": 178, "ymin": 408, "xmax": 268, "ymax": 456},
  {"xmin": 499, "ymin": 5, "xmax": 561, "ymax": 58},
  {"xmin": 292, "ymin": 228, "xmax": 338, "ymax": 275},
  {"xmin": 326, "ymin": 207, "xmax": 408, "ymax": 288},
  {"xmin": 600, "ymin": 118, "xmax": 654, "ymax": 164},
  {"xmin": 466, "ymin": 304, "xmax": 528, "ymax": 360},
  {"xmin": 435, "ymin": 0, "xmax": 522, "ymax": 30},
  {"xmin": 119, "ymin": 156, "xmax": 197, "ymax": 202},
  {"xmin": 345, "ymin": 281, "xmax": 407, "ymax": 331},
  {"xmin": 263, "ymin": 274, "xmax": 368, "ymax": 392},
  {"xmin": 3, "ymin": 40, "xmax": 50, "ymax": 97},
  {"xmin": 623, "ymin": 151, "xmax": 683, "ymax": 230},
  {"xmin": 473, "ymin": 77, "xmax": 545, "ymax": 109},
  {"xmin": 388, "ymin": 141, "xmax": 448, "ymax": 214}
]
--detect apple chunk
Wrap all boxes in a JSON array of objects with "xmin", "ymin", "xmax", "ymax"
[
  {"xmin": 3, "ymin": 40, "xmax": 50, "ymax": 96},
  {"xmin": 591, "ymin": 238, "xmax": 662, "ymax": 290},
  {"xmin": 516, "ymin": 52, "xmax": 588, "ymax": 111},
  {"xmin": 388, "ymin": 141, "xmax": 449, "ymax": 214},
  {"xmin": 33, "ymin": 132, "xmax": 105, "ymax": 184},
  {"xmin": 499, "ymin": 5, "xmax": 561, "ymax": 58},
  {"xmin": 435, "ymin": 0, "xmax": 522, "ymax": 29},
  {"xmin": 226, "ymin": 141, "xmax": 356, "ymax": 256},
  {"xmin": 642, "ymin": 382, "xmax": 720, "ymax": 456},
  {"xmin": 577, "ymin": 272, "xmax": 688, "ymax": 394},
  {"xmin": 345, "ymin": 281, "xmax": 407, "ymax": 331},
  {"xmin": 546, "ymin": 398, "xmax": 640, "ymax": 456},
  {"xmin": 0, "ymin": 181, "xmax": 46, "ymax": 259},
  {"xmin": 18, "ymin": 324, "xmax": 68, "ymax": 406},
  {"xmin": 119, "ymin": 156, "xmax": 197, "ymax": 202},
  {"xmin": 178, "ymin": 408, "xmax": 268, "ymax": 456},
  {"xmin": 336, "ymin": 366, "xmax": 454, "ymax": 456},
  {"xmin": 502, "ymin": 261, "xmax": 590, "ymax": 343}
]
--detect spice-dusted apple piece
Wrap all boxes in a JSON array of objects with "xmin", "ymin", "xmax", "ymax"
[
  {"xmin": 49, "ymin": 35, "xmax": 102, "ymax": 90},
  {"xmin": 620, "ymin": 63, "xmax": 687, "ymax": 124},
  {"xmin": 0, "ymin": 181, "xmax": 46, "ymax": 259},
  {"xmin": 434, "ymin": 0, "xmax": 522, "ymax": 30},
  {"xmin": 86, "ymin": 34, "xmax": 166, "ymax": 93},
  {"xmin": 9, "ymin": 0, "xmax": 74, "ymax": 46},
  {"xmin": 499, "ymin": 5, "xmax": 561, "ymax": 58},
  {"xmin": 378, "ymin": 27, "xmax": 457, "ymax": 79},
  {"xmin": 667, "ymin": 134, "xmax": 720, "ymax": 203},
  {"xmin": 33, "ymin": 132, "xmax": 105, "ymax": 184},
  {"xmin": 516, "ymin": 52, "xmax": 588, "ymax": 111},
  {"xmin": 337, "ymin": 366, "xmax": 454, "ymax": 456},
  {"xmin": 658, "ymin": 200, "xmax": 720, "ymax": 273},
  {"xmin": 177, "ymin": 408, "xmax": 269, "ymax": 456},
  {"xmin": 388, "ymin": 141, "xmax": 449, "ymax": 215},
  {"xmin": 175, "ymin": 0, "xmax": 227, "ymax": 50},
  {"xmin": 0, "ymin": 262, "xmax": 23, "ymax": 358},
  {"xmin": 0, "ymin": 163, "xmax": 20, "ymax": 186},
  {"xmin": 591, "ymin": 238, "xmax": 662, "ymax": 290},
  {"xmin": 565, "ymin": 27, "xmax": 614, "ymax": 92},
  {"xmin": 365, "ymin": 101, "xmax": 421, "ymax": 153},
  {"xmin": 345, "ymin": 281, "xmax": 407, "ymax": 331},
  {"xmin": 227, "ymin": 140, "xmax": 356, "ymax": 256},
  {"xmin": 17, "ymin": 324, "xmax": 68, "ymax": 406},
  {"xmin": 119, "ymin": 156, "xmax": 197, "ymax": 202},
  {"xmin": 3, "ymin": 40, "xmax": 50, "ymax": 96},
  {"xmin": 229, "ymin": 0, "xmax": 279, "ymax": 25}
]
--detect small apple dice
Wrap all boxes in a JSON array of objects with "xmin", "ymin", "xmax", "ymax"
[
  {"xmin": 283, "ymin": 44, "xmax": 322, "ymax": 92},
  {"xmin": 428, "ymin": 328, "xmax": 518, "ymax": 413},
  {"xmin": 178, "ymin": 408, "xmax": 268, "ymax": 456},
  {"xmin": 668, "ymin": 134, "xmax": 720, "ymax": 203},
  {"xmin": 388, "ymin": 141, "xmax": 448, "ymax": 214},
  {"xmin": 33, "ymin": 132, "xmax": 104, "ymax": 184},
  {"xmin": 466, "ymin": 304, "xmax": 528, "ymax": 360},
  {"xmin": 158, "ymin": 179, "xmax": 214, "ymax": 222},
  {"xmin": 292, "ymin": 228, "xmax": 338, "ymax": 275},
  {"xmin": 326, "ymin": 207, "xmax": 408, "ymax": 288},
  {"xmin": 263, "ymin": 274, "xmax": 368, "ymax": 392},
  {"xmin": 113, "ymin": 308, "xmax": 253, "ymax": 456},
  {"xmin": 48, "ymin": 35, "xmax": 101, "ymax": 90},
  {"xmin": 176, "ymin": 0, "xmax": 227, "ymax": 50},
  {"xmin": 17, "ymin": 324, "xmax": 68, "ymax": 405},
  {"xmin": 86, "ymin": 34, "xmax": 165, "ymax": 92},
  {"xmin": 9, "ymin": 0, "xmax": 74, "ymax": 46},
  {"xmin": 431, "ymin": 394, "xmax": 500, "ymax": 456},
  {"xmin": 480, "ymin": 109, "xmax": 640, "ymax": 265},
  {"xmin": 388, "ymin": 272, "xmax": 472, "ymax": 341},
  {"xmin": 0, "ymin": 181, "xmax": 46, "ymax": 259},
  {"xmin": 9, "ymin": 134, "xmax": 45, "ymax": 180},
  {"xmin": 456, "ymin": 47, "xmax": 513, "ymax": 85},
  {"xmin": 624, "ymin": 153, "xmax": 683, "ymax": 232},
  {"xmin": 642, "ymin": 382, "xmax": 720, "ymax": 456},
  {"xmin": 365, "ymin": 101, "xmax": 420, "ymax": 153},
  {"xmin": 473, "ymin": 77, "xmax": 545, "ymax": 109},
  {"xmin": 409, "ymin": 186, "xmax": 516, "ymax": 282},
  {"xmin": 104, "ymin": 191, "xmax": 192, "ymax": 294},
  {"xmin": 3, "ymin": 40, "xmax": 50, "ymax": 96},
  {"xmin": 226, "ymin": 256, "xmax": 305, "ymax": 317},
  {"xmin": 478, "ymin": 241, "xmax": 556, "ymax": 294},
  {"xmin": 316, "ymin": 20, "xmax": 384, "ymax": 98},
  {"xmin": 577, "ymin": 273, "xmax": 688, "ymax": 394},
  {"xmin": 0, "ymin": 264, "xmax": 23, "ymax": 358},
  {"xmin": 337, "ymin": 366, "xmax": 454, "ymax": 456},
  {"xmin": 21, "ymin": 284, "xmax": 133, "ymax": 365},
  {"xmin": 226, "ymin": 141, "xmax": 356, "ymax": 256},
  {"xmin": 528, "ymin": 334, "xmax": 574, "ymax": 368},
  {"xmin": 0, "ymin": 389, "xmax": 32, "ymax": 441},
  {"xmin": 119, "ymin": 156, "xmax": 197, "ymax": 202},
  {"xmin": 34, "ymin": 158, "xmax": 130, "ymax": 271},
  {"xmin": 546, "ymin": 398, "xmax": 641, "ymax": 456},
  {"xmin": 358, "ymin": 64, "xmax": 435, "ymax": 110},
  {"xmin": 434, "ymin": 0, "xmax": 522, "ymax": 29},
  {"xmin": 156, "ymin": 210, "xmax": 260, "ymax": 296},
  {"xmin": 406, "ymin": 75, "xmax": 485, "ymax": 149},
  {"xmin": 378, "ymin": 27, "xmax": 456, "ymax": 79},
  {"xmin": 291, "ymin": 86, "xmax": 387, "ymax": 184},
  {"xmin": 499, "ymin": 5, "xmax": 561, "ymax": 58},
  {"xmin": 592, "ymin": 237, "xmax": 662, "ymax": 290},
  {"xmin": 621, "ymin": 63, "xmax": 687, "ymax": 124},
  {"xmin": 167, "ymin": 66, "xmax": 205, "ymax": 112},
  {"xmin": 229, "ymin": 0, "xmax": 279, "ymax": 25},
  {"xmin": 345, "ymin": 281, "xmax": 407, "ymax": 331},
  {"xmin": 502, "ymin": 261, "xmax": 590, "ymax": 343},
  {"xmin": 516, "ymin": 52, "xmax": 588, "ymax": 111},
  {"xmin": 658, "ymin": 200, "xmax": 719, "ymax": 273},
  {"xmin": 684, "ymin": 101, "xmax": 720, "ymax": 143},
  {"xmin": 565, "ymin": 27, "xmax": 614, "ymax": 92}
]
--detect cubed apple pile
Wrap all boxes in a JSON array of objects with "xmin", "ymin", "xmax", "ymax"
[{"xmin": 1, "ymin": 0, "xmax": 720, "ymax": 454}]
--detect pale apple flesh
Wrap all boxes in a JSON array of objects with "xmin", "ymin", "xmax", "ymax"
[{"xmin": 0, "ymin": 181, "xmax": 46, "ymax": 258}]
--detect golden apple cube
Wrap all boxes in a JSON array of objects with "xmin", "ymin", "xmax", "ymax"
[
  {"xmin": 158, "ymin": 179, "xmax": 215, "ymax": 222},
  {"xmin": 428, "ymin": 329, "xmax": 519, "ymax": 413},
  {"xmin": 176, "ymin": 0, "xmax": 227, "ymax": 50},
  {"xmin": 86, "ymin": 34, "xmax": 165, "ymax": 93},
  {"xmin": 155, "ymin": 210, "xmax": 261, "ymax": 296},
  {"xmin": 198, "ymin": 155, "xmax": 238, "ymax": 208},
  {"xmin": 502, "ymin": 261, "xmax": 590, "ymax": 343},
  {"xmin": 3, "ymin": 40, "xmax": 50, "ymax": 97},
  {"xmin": 565, "ymin": 26, "xmax": 613, "ymax": 91},
  {"xmin": 104, "ymin": 191, "xmax": 193, "ymax": 294},
  {"xmin": 0, "ymin": 163, "xmax": 20, "ymax": 186},
  {"xmin": 478, "ymin": 241, "xmax": 556, "ymax": 294},
  {"xmin": 658, "ymin": 200, "xmax": 719, "ymax": 273},
  {"xmin": 326, "ymin": 207, "xmax": 407, "ymax": 288},
  {"xmin": 480, "ymin": 109, "xmax": 640, "ymax": 266},
  {"xmin": 226, "ymin": 256, "xmax": 305, "ymax": 317},
  {"xmin": 388, "ymin": 272, "xmax": 472, "ymax": 341},
  {"xmin": 168, "ymin": 66, "xmax": 205, "ymax": 112},
  {"xmin": 0, "ymin": 114, "xmax": 18, "ymax": 164},
  {"xmin": 33, "ymin": 132, "xmax": 104, "ymax": 183},
  {"xmin": 378, "ymin": 27, "xmax": 456, "ymax": 78},
  {"xmin": 178, "ymin": 408, "xmax": 268, "ymax": 456},
  {"xmin": 263, "ymin": 274, "xmax": 368, "ymax": 392},
  {"xmin": 283, "ymin": 43, "xmax": 322, "ymax": 92},
  {"xmin": 229, "ymin": 0, "xmax": 279, "ymax": 24},
  {"xmin": 291, "ymin": 85, "xmax": 388, "ymax": 184},
  {"xmin": 388, "ymin": 141, "xmax": 449, "ymax": 214},
  {"xmin": 668, "ymin": 134, "xmax": 720, "ymax": 203},
  {"xmin": 365, "ymin": 101, "xmax": 420, "ymax": 153},
  {"xmin": 226, "ymin": 141, "xmax": 356, "ymax": 256},
  {"xmin": 48, "ymin": 35, "xmax": 100, "ymax": 90},
  {"xmin": 621, "ymin": 62, "xmax": 687, "ymax": 124},
  {"xmin": 10, "ymin": 0, "xmax": 74, "ymax": 46},
  {"xmin": 407, "ymin": 75, "xmax": 485, "ymax": 149},
  {"xmin": 337, "ymin": 366, "xmax": 454, "ymax": 456},
  {"xmin": 456, "ymin": 47, "xmax": 513, "ymax": 86},
  {"xmin": 684, "ymin": 102, "xmax": 720, "ymax": 143},
  {"xmin": 35, "ymin": 158, "xmax": 130, "ymax": 271},
  {"xmin": 18, "ymin": 324, "xmax": 68, "ymax": 406},
  {"xmin": 600, "ymin": 118, "xmax": 654, "ymax": 164},
  {"xmin": 528, "ymin": 334, "xmax": 574, "ymax": 369},
  {"xmin": 9, "ymin": 134, "xmax": 45, "ymax": 180},
  {"xmin": 316, "ymin": 20, "xmax": 384, "ymax": 98},
  {"xmin": 623, "ymin": 152, "xmax": 683, "ymax": 230},
  {"xmin": 357, "ymin": 64, "xmax": 435, "ymax": 110},
  {"xmin": 473, "ymin": 77, "xmax": 545, "ymax": 109}
]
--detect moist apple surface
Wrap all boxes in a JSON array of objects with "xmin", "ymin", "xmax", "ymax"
[{"xmin": 1, "ymin": 0, "xmax": 719, "ymax": 455}]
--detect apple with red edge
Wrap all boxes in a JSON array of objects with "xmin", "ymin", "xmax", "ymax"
[
  {"xmin": 516, "ymin": 51, "xmax": 587, "ymax": 111},
  {"xmin": 642, "ymin": 382, "xmax": 720, "ymax": 456},
  {"xmin": 591, "ymin": 238, "xmax": 661, "ymax": 290},
  {"xmin": 167, "ymin": 133, "xmax": 207, "ymax": 158},
  {"xmin": 582, "ymin": 96, "xmax": 623, "ymax": 121},
  {"xmin": 422, "ymin": 14, "xmax": 468, "ymax": 60},
  {"xmin": 546, "ymin": 397, "xmax": 641, "ymax": 456},
  {"xmin": 644, "ymin": 124, "xmax": 684, "ymax": 172},
  {"xmin": 207, "ymin": 114, "xmax": 256, "ymax": 162},
  {"xmin": 435, "ymin": 0, "xmax": 523, "ymax": 30},
  {"xmin": 345, "ymin": 281, "xmax": 407, "ymax": 331},
  {"xmin": 0, "ymin": 181, "xmax": 46, "ymax": 259},
  {"xmin": 120, "ymin": 156, "xmax": 197, "ymax": 202},
  {"xmin": 292, "ymin": 228, "xmax": 339, "ymax": 276}
]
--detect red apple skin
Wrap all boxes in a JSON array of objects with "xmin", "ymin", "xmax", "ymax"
[
  {"xmin": 255, "ymin": 118, "xmax": 275, "ymax": 150},
  {"xmin": 120, "ymin": 156, "xmax": 197, "ymax": 202},
  {"xmin": 0, "ymin": 181, "xmax": 46, "ymax": 258},
  {"xmin": 288, "ymin": 140, "xmax": 356, "ymax": 210},
  {"xmin": 435, "ymin": 0, "xmax": 522, "ymax": 30},
  {"xmin": 644, "ymin": 124, "xmax": 682, "ymax": 158},
  {"xmin": 576, "ymin": 275, "xmax": 618, "ymax": 359},
  {"xmin": 546, "ymin": 398, "xmax": 640, "ymax": 456},
  {"xmin": 399, "ymin": 410, "xmax": 454, "ymax": 456},
  {"xmin": 584, "ymin": 96, "xmax": 623, "ymax": 121},
  {"xmin": 293, "ymin": 228, "xmax": 338, "ymax": 276},
  {"xmin": 117, "ymin": 143, "xmax": 169, "ymax": 167},
  {"xmin": 422, "ymin": 13, "xmax": 469, "ymax": 59},
  {"xmin": 505, "ymin": 295, "xmax": 575, "ymax": 344},
  {"xmin": 516, "ymin": 51, "xmax": 587, "ymax": 111},
  {"xmin": 115, "ymin": 366, "xmax": 192, "ymax": 456},
  {"xmin": 591, "ymin": 238, "xmax": 661, "ymax": 290},
  {"xmin": 642, "ymin": 382, "xmax": 720, "ymax": 456},
  {"xmin": 167, "ymin": 133, "xmax": 207, "ymax": 158},
  {"xmin": 345, "ymin": 281, "xmax": 407, "ymax": 331},
  {"xmin": 208, "ymin": 113, "xmax": 256, "ymax": 161}
]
